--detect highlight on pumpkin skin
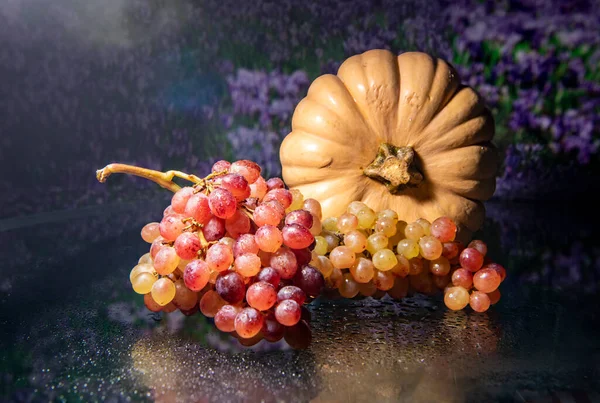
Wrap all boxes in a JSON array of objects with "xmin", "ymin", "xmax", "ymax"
[{"xmin": 96, "ymin": 157, "xmax": 507, "ymax": 348}]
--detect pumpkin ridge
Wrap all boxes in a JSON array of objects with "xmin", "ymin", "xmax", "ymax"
[
  {"xmin": 304, "ymin": 77, "xmax": 375, "ymax": 141},
  {"xmin": 285, "ymin": 129, "xmax": 374, "ymax": 167},
  {"xmin": 424, "ymin": 142, "xmax": 498, "ymax": 181},
  {"xmin": 282, "ymin": 166, "xmax": 365, "ymax": 186},
  {"xmin": 414, "ymin": 112, "xmax": 494, "ymax": 156},
  {"xmin": 415, "ymin": 61, "xmax": 462, "ymax": 134},
  {"xmin": 336, "ymin": 53, "xmax": 382, "ymax": 142},
  {"xmin": 395, "ymin": 52, "xmax": 439, "ymax": 146},
  {"xmin": 412, "ymin": 87, "xmax": 490, "ymax": 153},
  {"xmin": 429, "ymin": 176, "xmax": 496, "ymax": 200}
]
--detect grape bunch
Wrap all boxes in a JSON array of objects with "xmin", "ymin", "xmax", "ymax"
[
  {"xmin": 97, "ymin": 157, "xmax": 507, "ymax": 348},
  {"xmin": 119, "ymin": 160, "xmax": 322, "ymax": 346},
  {"xmin": 308, "ymin": 202, "xmax": 506, "ymax": 313}
]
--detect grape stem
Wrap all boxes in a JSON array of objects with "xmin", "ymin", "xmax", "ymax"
[{"xmin": 96, "ymin": 163, "xmax": 227, "ymax": 193}]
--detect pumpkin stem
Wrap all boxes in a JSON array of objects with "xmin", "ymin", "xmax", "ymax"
[{"xmin": 363, "ymin": 143, "xmax": 423, "ymax": 193}]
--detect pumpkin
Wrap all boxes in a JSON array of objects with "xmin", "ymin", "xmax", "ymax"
[{"xmin": 280, "ymin": 49, "xmax": 498, "ymax": 240}]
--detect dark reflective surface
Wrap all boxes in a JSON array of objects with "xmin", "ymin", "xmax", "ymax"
[{"xmin": 1, "ymin": 201, "xmax": 600, "ymax": 402}]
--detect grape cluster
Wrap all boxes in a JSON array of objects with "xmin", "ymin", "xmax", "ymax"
[
  {"xmin": 130, "ymin": 160, "xmax": 322, "ymax": 346},
  {"xmin": 309, "ymin": 202, "xmax": 506, "ymax": 313},
  {"xmin": 105, "ymin": 157, "xmax": 507, "ymax": 348}
]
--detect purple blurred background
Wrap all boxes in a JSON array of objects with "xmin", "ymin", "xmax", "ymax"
[{"xmin": 1, "ymin": 0, "xmax": 599, "ymax": 219}]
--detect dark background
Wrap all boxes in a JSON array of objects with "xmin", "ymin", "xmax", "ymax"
[
  {"xmin": 1, "ymin": 0, "xmax": 599, "ymax": 218},
  {"xmin": 1, "ymin": 1, "xmax": 599, "ymax": 401}
]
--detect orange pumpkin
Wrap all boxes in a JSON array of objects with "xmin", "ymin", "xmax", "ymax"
[{"xmin": 280, "ymin": 49, "xmax": 498, "ymax": 240}]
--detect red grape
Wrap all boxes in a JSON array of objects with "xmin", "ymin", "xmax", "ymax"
[
  {"xmin": 432, "ymin": 273, "xmax": 451, "ymax": 289},
  {"xmin": 162, "ymin": 302, "xmax": 177, "ymax": 313},
  {"xmin": 230, "ymin": 160, "xmax": 261, "ymax": 184},
  {"xmin": 246, "ymin": 281, "xmax": 277, "ymax": 311},
  {"xmin": 183, "ymin": 260, "xmax": 210, "ymax": 291},
  {"xmin": 337, "ymin": 213, "xmax": 358, "ymax": 234},
  {"xmin": 234, "ymin": 307, "xmax": 264, "ymax": 338},
  {"xmin": 391, "ymin": 255, "xmax": 410, "ymax": 277},
  {"xmin": 294, "ymin": 265, "xmax": 324, "ymax": 297},
  {"xmin": 468, "ymin": 240, "xmax": 488, "ymax": 256},
  {"xmin": 483, "ymin": 262, "xmax": 506, "ymax": 282},
  {"xmin": 373, "ymin": 270, "xmax": 395, "ymax": 291},
  {"xmin": 208, "ymin": 188, "xmax": 237, "ymax": 219},
  {"xmin": 202, "ymin": 216, "xmax": 226, "ymax": 241},
  {"xmin": 205, "ymin": 243, "xmax": 234, "ymax": 272},
  {"xmin": 270, "ymin": 247, "xmax": 298, "ymax": 279},
  {"xmin": 263, "ymin": 188, "xmax": 293, "ymax": 209},
  {"xmin": 329, "ymin": 246, "xmax": 356, "ymax": 269},
  {"xmin": 199, "ymin": 290, "xmax": 226, "ymax": 317},
  {"xmin": 258, "ymin": 250, "xmax": 272, "ymax": 267},
  {"xmin": 250, "ymin": 176, "xmax": 268, "ymax": 200},
  {"xmin": 150, "ymin": 236, "xmax": 165, "ymax": 259},
  {"xmin": 408, "ymin": 257, "xmax": 423, "ymax": 275},
  {"xmin": 141, "ymin": 222, "xmax": 160, "ymax": 243},
  {"xmin": 163, "ymin": 205, "xmax": 174, "ymax": 216},
  {"xmin": 326, "ymin": 268, "xmax": 343, "ymax": 290},
  {"xmin": 277, "ymin": 285, "xmax": 306, "ymax": 305},
  {"xmin": 172, "ymin": 279, "xmax": 198, "ymax": 310},
  {"xmin": 256, "ymin": 267, "xmax": 281, "ymax": 288},
  {"xmin": 430, "ymin": 216, "xmax": 457, "ymax": 242},
  {"xmin": 255, "ymin": 225, "xmax": 283, "ymax": 253},
  {"xmin": 419, "ymin": 236, "xmax": 443, "ymax": 260},
  {"xmin": 444, "ymin": 286, "xmax": 469, "ymax": 310},
  {"xmin": 171, "ymin": 187, "xmax": 195, "ymax": 214},
  {"xmin": 253, "ymin": 201, "xmax": 285, "ymax": 227},
  {"xmin": 262, "ymin": 315, "xmax": 285, "ymax": 342},
  {"xmin": 266, "ymin": 177, "xmax": 285, "ymax": 190},
  {"xmin": 429, "ymin": 257, "xmax": 450, "ymax": 276},
  {"xmin": 473, "ymin": 268, "xmax": 501, "ymax": 293},
  {"xmin": 214, "ymin": 305, "xmax": 241, "ymax": 332},
  {"xmin": 224, "ymin": 209, "xmax": 251, "ymax": 238},
  {"xmin": 144, "ymin": 293, "xmax": 163, "ymax": 312},
  {"xmin": 388, "ymin": 277, "xmax": 409, "ymax": 299},
  {"xmin": 285, "ymin": 210, "xmax": 314, "ymax": 229},
  {"xmin": 302, "ymin": 198, "xmax": 322, "ymax": 220},
  {"xmin": 174, "ymin": 232, "xmax": 202, "ymax": 260},
  {"xmin": 441, "ymin": 242, "xmax": 461, "ymax": 260},
  {"xmin": 219, "ymin": 236, "xmax": 235, "ymax": 249},
  {"xmin": 233, "ymin": 234, "xmax": 259, "ymax": 257},
  {"xmin": 218, "ymin": 173, "xmax": 251, "ymax": 201},
  {"xmin": 451, "ymin": 268, "xmax": 473, "ymax": 289},
  {"xmin": 159, "ymin": 214, "xmax": 186, "ymax": 241},
  {"xmin": 234, "ymin": 253, "xmax": 261, "ymax": 277},
  {"xmin": 487, "ymin": 289, "xmax": 501, "ymax": 305},
  {"xmin": 215, "ymin": 272, "xmax": 246, "ymax": 303},
  {"xmin": 275, "ymin": 300, "xmax": 301, "ymax": 326},
  {"xmin": 469, "ymin": 291, "xmax": 491, "ymax": 312},
  {"xmin": 153, "ymin": 247, "xmax": 179, "ymax": 275},
  {"xmin": 291, "ymin": 248, "xmax": 311, "ymax": 266},
  {"xmin": 212, "ymin": 160, "xmax": 231, "ymax": 173},
  {"xmin": 184, "ymin": 193, "xmax": 212, "ymax": 224},
  {"xmin": 459, "ymin": 247, "xmax": 484, "ymax": 272}
]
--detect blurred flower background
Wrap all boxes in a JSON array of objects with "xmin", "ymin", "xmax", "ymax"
[
  {"xmin": 1, "ymin": 2, "xmax": 599, "ymax": 399},
  {"xmin": 1, "ymin": 0, "xmax": 598, "ymax": 218}
]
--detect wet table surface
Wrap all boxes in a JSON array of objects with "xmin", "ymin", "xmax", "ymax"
[{"xmin": 1, "ymin": 200, "xmax": 599, "ymax": 402}]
